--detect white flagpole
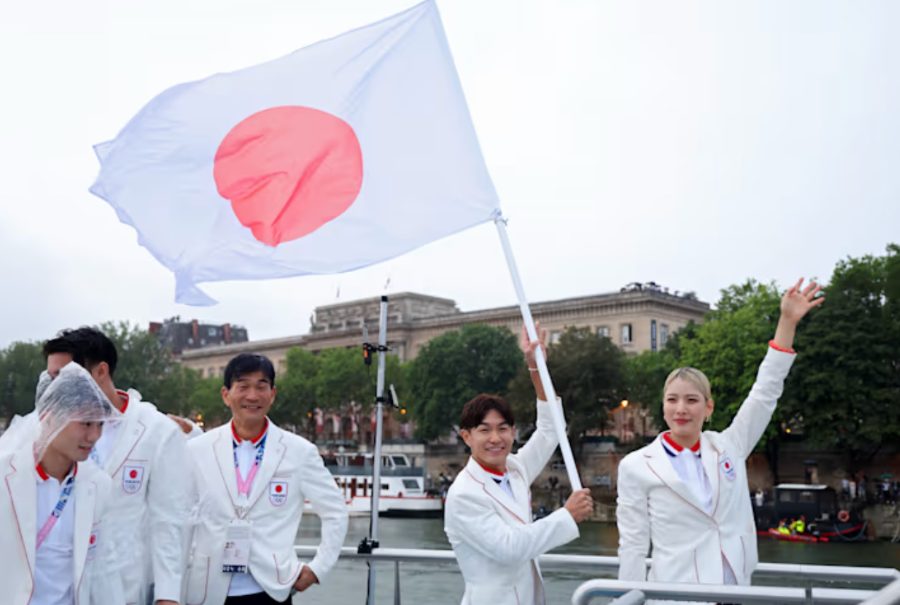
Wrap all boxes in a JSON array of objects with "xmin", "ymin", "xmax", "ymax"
[{"xmin": 493, "ymin": 213, "xmax": 583, "ymax": 491}]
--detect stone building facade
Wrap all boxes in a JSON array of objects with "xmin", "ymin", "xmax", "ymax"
[{"xmin": 179, "ymin": 284, "xmax": 709, "ymax": 378}]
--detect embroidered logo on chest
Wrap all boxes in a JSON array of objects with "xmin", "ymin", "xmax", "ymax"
[
  {"xmin": 122, "ymin": 464, "xmax": 145, "ymax": 494},
  {"xmin": 87, "ymin": 529, "xmax": 99, "ymax": 560},
  {"xmin": 269, "ymin": 480, "xmax": 288, "ymax": 506},
  {"xmin": 720, "ymin": 456, "xmax": 737, "ymax": 481}
]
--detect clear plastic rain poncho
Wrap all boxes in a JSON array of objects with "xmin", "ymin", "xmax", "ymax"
[{"xmin": 0, "ymin": 361, "xmax": 119, "ymax": 463}]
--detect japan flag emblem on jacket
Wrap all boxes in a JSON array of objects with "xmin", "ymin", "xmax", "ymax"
[
  {"xmin": 269, "ymin": 480, "xmax": 288, "ymax": 506},
  {"xmin": 122, "ymin": 465, "xmax": 145, "ymax": 494}
]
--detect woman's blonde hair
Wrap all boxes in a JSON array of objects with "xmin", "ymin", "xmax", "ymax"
[{"xmin": 663, "ymin": 367, "xmax": 712, "ymax": 401}]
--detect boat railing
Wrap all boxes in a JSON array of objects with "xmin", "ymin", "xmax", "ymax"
[
  {"xmin": 294, "ymin": 545, "xmax": 899, "ymax": 604},
  {"xmin": 573, "ymin": 579, "xmax": 876, "ymax": 604},
  {"xmin": 326, "ymin": 465, "xmax": 425, "ymax": 478}
]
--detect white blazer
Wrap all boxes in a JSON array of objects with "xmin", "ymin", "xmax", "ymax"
[
  {"xmin": 0, "ymin": 448, "xmax": 124, "ymax": 605},
  {"xmin": 183, "ymin": 420, "xmax": 348, "ymax": 605},
  {"xmin": 101, "ymin": 391, "xmax": 194, "ymax": 604},
  {"xmin": 444, "ymin": 400, "xmax": 580, "ymax": 605},
  {"xmin": 616, "ymin": 347, "xmax": 795, "ymax": 586}
]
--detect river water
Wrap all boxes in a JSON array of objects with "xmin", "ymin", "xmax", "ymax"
[{"xmin": 293, "ymin": 516, "xmax": 900, "ymax": 604}]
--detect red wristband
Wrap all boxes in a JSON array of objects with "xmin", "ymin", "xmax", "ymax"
[{"xmin": 769, "ymin": 339, "xmax": 796, "ymax": 354}]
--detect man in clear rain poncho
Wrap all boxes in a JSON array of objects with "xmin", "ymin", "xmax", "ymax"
[{"xmin": 0, "ymin": 362, "xmax": 124, "ymax": 605}]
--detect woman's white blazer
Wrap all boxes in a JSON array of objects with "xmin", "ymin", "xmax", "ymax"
[
  {"xmin": 444, "ymin": 400, "xmax": 580, "ymax": 605},
  {"xmin": 616, "ymin": 347, "xmax": 795, "ymax": 585}
]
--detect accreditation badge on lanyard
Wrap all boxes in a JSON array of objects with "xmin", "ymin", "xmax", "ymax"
[
  {"xmin": 223, "ymin": 433, "xmax": 267, "ymax": 573},
  {"xmin": 222, "ymin": 519, "xmax": 252, "ymax": 573},
  {"xmin": 36, "ymin": 471, "xmax": 76, "ymax": 550}
]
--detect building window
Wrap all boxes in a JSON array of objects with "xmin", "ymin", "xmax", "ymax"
[
  {"xmin": 208, "ymin": 327, "xmax": 217, "ymax": 336},
  {"xmin": 660, "ymin": 323, "xmax": 670, "ymax": 347},
  {"xmin": 621, "ymin": 324, "xmax": 633, "ymax": 344},
  {"xmin": 550, "ymin": 331, "xmax": 562, "ymax": 345},
  {"xmin": 596, "ymin": 326, "xmax": 610, "ymax": 339}
]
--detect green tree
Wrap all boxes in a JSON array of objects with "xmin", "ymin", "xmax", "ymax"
[
  {"xmin": 624, "ymin": 348, "xmax": 675, "ymax": 433},
  {"xmin": 784, "ymin": 245, "xmax": 900, "ymax": 471},
  {"xmin": 675, "ymin": 280, "xmax": 781, "ymax": 432},
  {"xmin": 508, "ymin": 327, "xmax": 626, "ymax": 454},
  {"xmin": 315, "ymin": 347, "xmax": 374, "ymax": 410},
  {"xmin": 187, "ymin": 375, "xmax": 228, "ymax": 429},
  {"xmin": 274, "ymin": 347, "xmax": 321, "ymax": 432},
  {"xmin": 0, "ymin": 341, "xmax": 45, "ymax": 424},
  {"xmin": 100, "ymin": 321, "xmax": 181, "ymax": 410},
  {"xmin": 409, "ymin": 324, "xmax": 522, "ymax": 441}
]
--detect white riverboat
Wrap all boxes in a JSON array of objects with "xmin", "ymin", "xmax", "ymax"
[{"xmin": 305, "ymin": 452, "xmax": 443, "ymax": 517}]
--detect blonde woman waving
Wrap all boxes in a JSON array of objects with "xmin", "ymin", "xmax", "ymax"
[{"xmin": 616, "ymin": 278, "xmax": 823, "ymax": 587}]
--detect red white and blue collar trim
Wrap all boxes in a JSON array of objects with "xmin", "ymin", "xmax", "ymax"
[
  {"xmin": 231, "ymin": 419, "xmax": 269, "ymax": 446},
  {"xmin": 661, "ymin": 432, "xmax": 700, "ymax": 458}
]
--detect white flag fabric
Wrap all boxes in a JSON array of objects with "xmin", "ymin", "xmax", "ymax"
[{"xmin": 90, "ymin": 0, "xmax": 499, "ymax": 305}]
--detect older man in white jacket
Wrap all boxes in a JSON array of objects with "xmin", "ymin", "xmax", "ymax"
[
  {"xmin": 183, "ymin": 353, "xmax": 348, "ymax": 605},
  {"xmin": 44, "ymin": 327, "xmax": 194, "ymax": 605},
  {"xmin": 444, "ymin": 337, "xmax": 593, "ymax": 605}
]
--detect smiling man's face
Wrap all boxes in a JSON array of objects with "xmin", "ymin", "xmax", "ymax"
[
  {"xmin": 459, "ymin": 409, "xmax": 515, "ymax": 473},
  {"xmin": 221, "ymin": 370, "xmax": 276, "ymax": 423}
]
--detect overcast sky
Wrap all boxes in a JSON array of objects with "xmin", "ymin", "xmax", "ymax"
[{"xmin": 1, "ymin": 0, "xmax": 898, "ymax": 349}]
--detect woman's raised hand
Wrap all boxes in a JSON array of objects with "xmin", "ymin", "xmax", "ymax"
[
  {"xmin": 781, "ymin": 278, "xmax": 825, "ymax": 325},
  {"xmin": 773, "ymin": 278, "xmax": 825, "ymax": 350}
]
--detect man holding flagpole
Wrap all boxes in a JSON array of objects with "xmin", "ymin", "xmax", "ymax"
[
  {"xmin": 184, "ymin": 353, "xmax": 348, "ymax": 605},
  {"xmin": 444, "ymin": 333, "xmax": 593, "ymax": 605}
]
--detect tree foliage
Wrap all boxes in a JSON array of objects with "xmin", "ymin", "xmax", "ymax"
[
  {"xmin": 0, "ymin": 341, "xmax": 45, "ymax": 424},
  {"xmin": 674, "ymin": 280, "xmax": 782, "ymax": 437},
  {"xmin": 508, "ymin": 327, "xmax": 626, "ymax": 451},
  {"xmin": 624, "ymin": 348, "xmax": 675, "ymax": 431},
  {"xmin": 409, "ymin": 324, "xmax": 522, "ymax": 441},
  {"xmin": 783, "ymin": 245, "xmax": 900, "ymax": 470}
]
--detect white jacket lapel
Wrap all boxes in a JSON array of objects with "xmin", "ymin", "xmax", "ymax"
[
  {"xmin": 700, "ymin": 434, "xmax": 722, "ymax": 517},
  {"xmin": 643, "ymin": 436, "xmax": 710, "ymax": 517},
  {"xmin": 104, "ymin": 398, "xmax": 145, "ymax": 476},
  {"xmin": 506, "ymin": 462, "xmax": 534, "ymax": 524},
  {"xmin": 464, "ymin": 457, "xmax": 528, "ymax": 525},
  {"xmin": 5, "ymin": 453, "xmax": 37, "ymax": 577},
  {"xmin": 245, "ymin": 423, "xmax": 286, "ymax": 508},
  {"xmin": 72, "ymin": 470, "xmax": 96, "ymax": 587},
  {"xmin": 212, "ymin": 428, "xmax": 240, "ymax": 509}
]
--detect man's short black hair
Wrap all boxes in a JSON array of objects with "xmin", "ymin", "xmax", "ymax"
[
  {"xmin": 224, "ymin": 353, "xmax": 276, "ymax": 389},
  {"xmin": 459, "ymin": 394, "xmax": 515, "ymax": 430},
  {"xmin": 43, "ymin": 327, "xmax": 118, "ymax": 376}
]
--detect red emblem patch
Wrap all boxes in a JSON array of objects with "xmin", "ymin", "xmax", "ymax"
[{"xmin": 269, "ymin": 480, "xmax": 288, "ymax": 506}]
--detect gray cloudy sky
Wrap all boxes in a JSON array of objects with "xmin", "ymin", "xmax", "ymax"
[{"xmin": 1, "ymin": 0, "xmax": 898, "ymax": 349}]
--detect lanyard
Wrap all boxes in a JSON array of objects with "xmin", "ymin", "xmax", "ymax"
[
  {"xmin": 36, "ymin": 473, "xmax": 76, "ymax": 550},
  {"xmin": 233, "ymin": 433, "xmax": 267, "ymax": 497}
]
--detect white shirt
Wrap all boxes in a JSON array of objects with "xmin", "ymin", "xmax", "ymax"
[
  {"xmin": 33, "ymin": 464, "xmax": 76, "ymax": 605},
  {"xmin": 228, "ymin": 424, "xmax": 268, "ymax": 597},
  {"xmin": 661, "ymin": 433, "xmax": 712, "ymax": 514}
]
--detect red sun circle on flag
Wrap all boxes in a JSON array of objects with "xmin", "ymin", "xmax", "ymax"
[
  {"xmin": 129, "ymin": 470, "xmax": 138, "ymax": 479},
  {"xmin": 275, "ymin": 484, "xmax": 283, "ymax": 493},
  {"xmin": 214, "ymin": 106, "xmax": 364, "ymax": 247}
]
